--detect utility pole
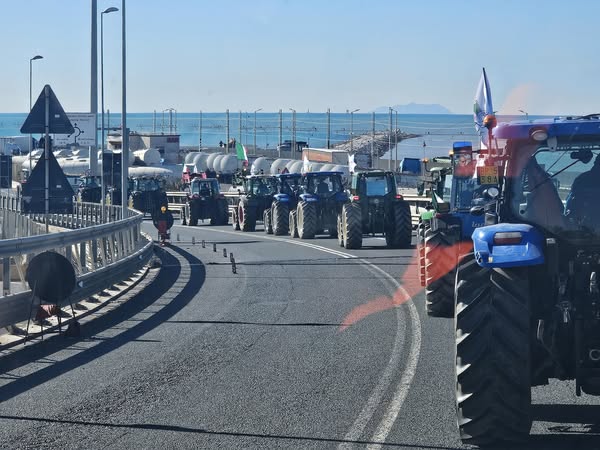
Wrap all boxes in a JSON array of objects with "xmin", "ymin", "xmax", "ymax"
[
  {"xmin": 153, "ymin": 110, "xmax": 156, "ymax": 132},
  {"xmin": 120, "ymin": 0, "xmax": 128, "ymax": 216},
  {"xmin": 326, "ymin": 108, "xmax": 331, "ymax": 149},
  {"xmin": 199, "ymin": 110, "xmax": 202, "ymax": 150},
  {"xmin": 226, "ymin": 109, "xmax": 230, "ymax": 154},
  {"xmin": 371, "ymin": 112, "xmax": 375, "ymax": 168},
  {"xmin": 238, "ymin": 110, "xmax": 242, "ymax": 145},
  {"xmin": 394, "ymin": 110, "xmax": 398, "ymax": 172},
  {"xmin": 388, "ymin": 107, "xmax": 392, "ymax": 170},
  {"xmin": 278, "ymin": 109, "xmax": 283, "ymax": 158}
]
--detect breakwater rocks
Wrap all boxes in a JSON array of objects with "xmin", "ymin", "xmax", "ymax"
[{"xmin": 334, "ymin": 130, "xmax": 420, "ymax": 156}]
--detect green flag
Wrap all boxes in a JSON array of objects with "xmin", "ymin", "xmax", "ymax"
[{"xmin": 236, "ymin": 141, "xmax": 248, "ymax": 162}]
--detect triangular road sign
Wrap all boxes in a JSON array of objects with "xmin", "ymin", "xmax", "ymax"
[{"xmin": 20, "ymin": 84, "xmax": 74, "ymax": 134}]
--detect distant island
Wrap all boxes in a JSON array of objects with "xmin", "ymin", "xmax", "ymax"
[{"xmin": 372, "ymin": 102, "xmax": 452, "ymax": 114}]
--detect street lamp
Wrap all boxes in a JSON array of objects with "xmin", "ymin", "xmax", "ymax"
[
  {"xmin": 29, "ymin": 55, "xmax": 43, "ymax": 173},
  {"xmin": 101, "ymin": 6, "xmax": 118, "ymax": 207},
  {"xmin": 349, "ymin": 108, "xmax": 359, "ymax": 153},
  {"xmin": 253, "ymin": 108, "xmax": 262, "ymax": 155},
  {"xmin": 289, "ymin": 108, "xmax": 296, "ymax": 154}
]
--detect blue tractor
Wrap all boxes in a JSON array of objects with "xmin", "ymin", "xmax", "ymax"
[
  {"xmin": 263, "ymin": 173, "xmax": 302, "ymax": 235},
  {"xmin": 289, "ymin": 171, "xmax": 349, "ymax": 239},
  {"xmin": 453, "ymin": 116, "xmax": 600, "ymax": 446},
  {"xmin": 417, "ymin": 142, "xmax": 486, "ymax": 317}
]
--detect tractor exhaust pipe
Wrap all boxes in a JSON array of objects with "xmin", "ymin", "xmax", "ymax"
[{"xmin": 589, "ymin": 349, "xmax": 600, "ymax": 362}]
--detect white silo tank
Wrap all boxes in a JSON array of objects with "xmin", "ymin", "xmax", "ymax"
[
  {"xmin": 289, "ymin": 160, "xmax": 304, "ymax": 173},
  {"xmin": 192, "ymin": 152, "xmax": 209, "ymax": 173},
  {"xmin": 321, "ymin": 164, "xmax": 335, "ymax": 171},
  {"xmin": 251, "ymin": 157, "xmax": 271, "ymax": 175},
  {"xmin": 219, "ymin": 154, "xmax": 239, "ymax": 174},
  {"xmin": 206, "ymin": 152, "xmax": 220, "ymax": 170},
  {"xmin": 270, "ymin": 159, "xmax": 291, "ymax": 174},
  {"xmin": 185, "ymin": 151, "xmax": 199, "ymax": 164},
  {"xmin": 212, "ymin": 154, "xmax": 225, "ymax": 172},
  {"xmin": 309, "ymin": 162, "xmax": 324, "ymax": 172},
  {"xmin": 133, "ymin": 148, "xmax": 162, "ymax": 166}
]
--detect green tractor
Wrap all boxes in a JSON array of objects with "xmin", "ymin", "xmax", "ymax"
[
  {"xmin": 232, "ymin": 175, "xmax": 278, "ymax": 232},
  {"xmin": 339, "ymin": 170, "xmax": 412, "ymax": 249}
]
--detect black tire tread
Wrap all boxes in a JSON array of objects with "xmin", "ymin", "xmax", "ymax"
[
  {"xmin": 425, "ymin": 228, "xmax": 456, "ymax": 318},
  {"xmin": 386, "ymin": 201, "xmax": 412, "ymax": 248},
  {"xmin": 343, "ymin": 203, "xmax": 362, "ymax": 249},
  {"xmin": 272, "ymin": 201, "xmax": 290, "ymax": 235},
  {"xmin": 455, "ymin": 254, "xmax": 532, "ymax": 446},
  {"xmin": 297, "ymin": 201, "xmax": 316, "ymax": 239}
]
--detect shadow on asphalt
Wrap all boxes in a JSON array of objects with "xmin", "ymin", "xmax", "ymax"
[
  {"xmin": 165, "ymin": 320, "xmax": 340, "ymax": 327},
  {"xmin": 0, "ymin": 245, "xmax": 205, "ymax": 403},
  {"xmin": 0, "ymin": 414, "xmax": 461, "ymax": 449}
]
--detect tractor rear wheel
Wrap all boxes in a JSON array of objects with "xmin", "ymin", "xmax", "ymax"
[
  {"xmin": 187, "ymin": 204, "xmax": 198, "ymax": 226},
  {"xmin": 297, "ymin": 201, "xmax": 316, "ymax": 239},
  {"xmin": 289, "ymin": 210, "xmax": 299, "ymax": 238},
  {"xmin": 337, "ymin": 214, "xmax": 344, "ymax": 247},
  {"xmin": 238, "ymin": 202, "xmax": 256, "ymax": 232},
  {"xmin": 263, "ymin": 209, "xmax": 273, "ymax": 234},
  {"xmin": 342, "ymin": 203, "xmax": 362, "ymax": 249},
  {"xmin": 385, "ymin": 201, "xmax": 412, "ymax": 248},
  {"xmin": 217, "ymin": 199, "xmax": 229, "ymax": 225},
  {"xmin": 232, "ymin": 208, "xmax": 240, "ymax": 231},
  {"xmin": 455, "ymin": 253, "xmax": 532, "ymax": 446},
  {"xmin": 272, "ymin": 201, "xmax": 289, "ymax": 235},
  {"xmin": 425, "ymin": 228, "xmax": 457, "ymax": 317}
]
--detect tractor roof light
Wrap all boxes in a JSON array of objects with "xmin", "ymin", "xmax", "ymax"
[{"xmin": 531, "ymin": 128, "xmax": 549, "ymax": 142}]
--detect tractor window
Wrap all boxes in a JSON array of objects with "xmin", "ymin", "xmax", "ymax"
[
  {"xmin": 192, "ymin": 181, "xmax": 213, "ymax": 195},
  {"xmin": 281, "ymin": 177, "xmax": 300, "ymax": 195},
  {"xmin": 511, "ymin": 145, "xmax": 600, "ymax": 234},
  {"xmin": 365, "ymin": 176, "xmax": 389, "ymax": 196},
  {"xmin": 250, "ymin": 178, "xmax": 277, "ymax": 195},
  {"xmin": 307, "ymin": 175, "xmax": 342, "ymax": 194},
  {"xmin": 452, "ymin": 177, "xmax": 484, "ymax": 210}
]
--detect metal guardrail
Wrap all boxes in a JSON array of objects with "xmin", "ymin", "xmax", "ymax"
[{"xmin": 0, "ymin": 193, "xmax": 153, "ymax": 332}]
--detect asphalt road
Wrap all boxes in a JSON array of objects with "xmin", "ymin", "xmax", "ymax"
[{"xmin": 0, "ymin": 218, "xmax": 599, "ymax": 449}]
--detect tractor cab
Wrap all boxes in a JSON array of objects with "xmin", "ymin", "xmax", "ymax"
[
  {"xmin": 190, "ymin": 178, "xmax": 220, "ymax": 198},
  {"xmin": 301, "ymin": 172, "xmax": 344, "ymax": 198}
]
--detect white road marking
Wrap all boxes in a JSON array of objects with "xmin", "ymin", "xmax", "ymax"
[{"xmin": 172, "ymin": 224, "xmax": 422, "ymax": 447}]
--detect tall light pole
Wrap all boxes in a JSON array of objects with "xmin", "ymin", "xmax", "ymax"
[
  {"xmin": 278, "ymin": 109, "xmax": 282, "ymax": 157},
  {"xmin": 349, "ymin": 108, "xmax": 359, "ymax": 153},
  {"xmin": 392, "ymin": 108, "xmax": 398, "ymax": 171},
  {"xmin": 289, "ymin": 108, "xmax": 296, "ymax": 155},
  {"xmin": 120, "ymin": 0, "xmax": 128, "ymax": 216},
  {"xmin": 253, "ymin": 108, "xmax": 262, "ymax": 155},
  {"xmin": 388, "ymin": 107, "xmax": 393, "ymax": 170},
  {"xmin": 101, "ymin": 6, "xmax": 118, "ymax": 209},
  {"xmin": 28, "ymin": 55, "xmax": 43, "ymax": 174},
  {"xmin": 198, "ymin": 110, "xmax": 202, "ymax": 150}
]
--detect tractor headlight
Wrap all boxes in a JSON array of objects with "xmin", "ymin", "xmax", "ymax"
[{"xmin": 485, "ymin": 187, "xmax": 500, "ymax": 199}]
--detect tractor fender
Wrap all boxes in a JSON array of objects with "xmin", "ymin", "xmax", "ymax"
[
  {"xmin": 335, "ymin": 191, "xmax": 349, "ymax": 202},
  {"xmin": 471, "ymin": 223, "xmax": 545, "ymax": 268},
  {"xmin": 299, "ymin": 193, "xmax": 318, "ymax": 202},
  {"xmin": 274, "ymin": 193, "xmax": 290, "ymax": 202}
]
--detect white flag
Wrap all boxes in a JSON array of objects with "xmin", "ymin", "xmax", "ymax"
[
  {"xmin": 473, "ymin": 67, "xmax": 494, "ymax": 147},
  {"xmin": 303, "ymin": 156, "xmax": 310, "ymax": 173},
  {"xmin": 348, "ymin": 154, "xmax": 357, "ymax": 173}
]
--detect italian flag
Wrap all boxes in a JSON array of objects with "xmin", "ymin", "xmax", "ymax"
[{"xmin": 236, "ymin": 141, "xmax": 248, "ymax": 162}]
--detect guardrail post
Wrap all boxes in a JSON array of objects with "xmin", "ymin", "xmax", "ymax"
[
  {"xmin": 3, "ymin": 257, "xmax": 10, "ymax": 295},
  {"xmin": 92, "ymin": 239, "xmax": 99, "ymax": 268},
  {"xmin": 79, "ymin": 241, "xmax": 87, "ymax": 273}
]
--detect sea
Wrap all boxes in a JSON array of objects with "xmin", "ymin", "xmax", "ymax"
[{"xmin": 0, "ymin": 112, "xmax": 543, "ymax": 162}]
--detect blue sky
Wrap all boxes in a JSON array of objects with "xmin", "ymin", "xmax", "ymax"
[{"xmin": 2, "ymin": 0, "xmax": 599, "ymax": 115}]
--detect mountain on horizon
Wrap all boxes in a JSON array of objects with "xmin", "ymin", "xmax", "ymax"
[{"xmin": 372, "ymin": 102, "xmax": 452, "ymax": 114}]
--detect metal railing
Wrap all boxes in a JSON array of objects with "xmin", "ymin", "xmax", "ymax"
[{"xmin": 0, "ymin": 193, "xmax": 153, "ymax": 332}]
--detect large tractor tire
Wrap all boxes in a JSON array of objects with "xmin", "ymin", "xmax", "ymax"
[
  {"xmin": 385, "ymin": 201, "xmax": 412, "ymax": 249},
  {"xmin": 417, "ymin": 221, "xmax": 429, "ymax": 287},
  {"xmin": 217, "ymin": 199, "xmax": 229, "ymax": 225},
  {"xmin": 342, "ymin": 203, "xmax": 362, "ymax": 249},
  {"xmin": 337, "ymin": 214, "xmax": 344, "ymax": 247},
  {"xmin": 297, "ymin": 201, "xmax": 317, "ymax": 239},
  {"xmin": 263, "ymin": 209, "xmax": 273, "ymax": 234},
  {"xmin": 455, "ymin": 253, "xmax": 532, "ymax": 446},
  {"xmin": 186, "ymin": 203, "xmax": 198, "ymax": 226},
  {"xmin": 272, "ymin": 201, "xmax": 289, "ymax": 236},
  {"xmin": 238, "ymin": 202, "xmax": 256, "ymax": 232},
  {"xmin": 232, "ymin": 209, "xmax": 240, "ymax": 231},
  {"xmin": 289, "ymin": 210, "xmax": 299, "ymax": 238},
  {"xmin": 424, "ymin": 228, "xmax": 457, "ymax": 318}
]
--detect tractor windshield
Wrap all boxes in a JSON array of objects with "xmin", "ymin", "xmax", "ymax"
[
  {"xmin": 364, "ymin": 175, "xmax": 392, "ymax": 196},
  {"xmin": 191, "ymin": 180, "xmax": 217, "ymax": 195},
  {"xmin": 510, "ymin": 142, "xmax": 600, "ymax": 239},
  {"xmin": 249, "ymin": 177, "xmax": 277, "ymax": 196},
  {"xmin": 306, "ymin": 175, "xmax": 343, "ymax": 195},
  {"xmin": 281, "ymin": 177, "xmax": 301, "ymax": 195}
]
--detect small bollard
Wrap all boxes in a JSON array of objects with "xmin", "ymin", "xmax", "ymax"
[
  {"xmin": 202, "ymin": 240, "xmax": 205, "ymax": 248},
  {"xmin": 176, "ymin": 233, "xmax": 180, "ymax": 242},
  {"xmin": 230, "ymin": 252, "xmax": 234, "ymax": 262},
  {"xmin": 192, "ymin": 236, "xmax": 195, "ymax": 245},
  {"xmin": 231, "ymin": 257, "xmax": 237, "ymax": 274},
  {"xmin": 223, "ymin": 248, "xmax": 227, "ymax": 258},
  {"xmin": 213, "ymin": 242, "xmax": 217, "ymax": 252}
]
